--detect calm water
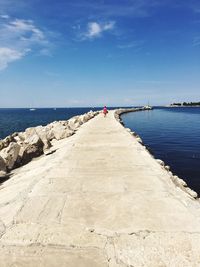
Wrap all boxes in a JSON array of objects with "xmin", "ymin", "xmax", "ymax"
[
  {"xmin": 122, "ymin": 107, "xmax": 200, "ymax": 194},
  {"xmin": 0, "ymin": 108, "xmax": 100, "ymax": 139}
]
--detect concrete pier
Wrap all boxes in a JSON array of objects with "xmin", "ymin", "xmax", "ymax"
[{"xmin": 0, "ymin": 110, "xmax": 200, "ymax": 266}]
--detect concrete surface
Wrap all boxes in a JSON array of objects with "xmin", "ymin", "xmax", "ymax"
[{"xmin": 0, "ymin": 110, "xmax": 200, "ymax": 266}]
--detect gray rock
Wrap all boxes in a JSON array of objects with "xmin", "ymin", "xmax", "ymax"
[
  {"xmin": 156, "ymin": 159, "xmax": 165, "ymax": 166},
  {"xmin": 0, "ymin": 140, "xmax": 4, "ymax": 151},
  {"xmin": 15, "ymin": 128, "xmax": 45, "ymax": 165},
  {"xmin": 0, "ymin": 170, "xmax": 7, "ymax": 178},
  {"xmin": 185, "ymin": 187, "xmax": 198, "ymax": 199},
  {"xmin": 20, "ymin": 143, "xmax": 43, "ymax": 165},
  {"xmin": 68, "ymin": 117, "xmax": 81, "ymax": 131},
  {"xmin": 173, "ymin": 176, "xmax": 187, "ymax": 187},
  {"xmin": 165, "ymin": 165, "xmax": 170, "ymax": 171},
  {"xmin": 24, "ymin": 128, "xmax": 43, "ymax": 146},
  {"xmin": 136, "ymin": 136, "xmax": 143, "ymax": 144},
  {"xmin": 0, "ymin": 156, "xmax": 6, "ymax": 172},
  {"xmin": 35, "ymin": 126, "xmax": 51, "ymax": 150},
  {"xmin": 51, "ymin": 122, "xmax": 74, "ymax": 140},
  {"xmin": 0, "ymin": 142, "xmax": 20, "ymax": 170}
]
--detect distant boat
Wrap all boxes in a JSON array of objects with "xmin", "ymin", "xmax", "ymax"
[
  {"xmin": 54, "ymin": 108, "xmax": 57, "ymax": 110},
  {"xmin": 29, "ymin": 108, "xmax": 36, "ymax": 111},
  {"xmin": 144, "ymin": 105, "xmax": 153, "ymax": 110}
]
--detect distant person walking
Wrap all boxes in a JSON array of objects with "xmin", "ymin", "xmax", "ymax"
[{"xmin": 103, "ymin": 106, "xmax": 108, "ymax": 117}]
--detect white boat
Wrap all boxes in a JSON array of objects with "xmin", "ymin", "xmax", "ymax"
[
  {"xmin": 29, "ymin": 108, "xmax": 36, "ymax": 111},
  {"xmin": 144, "ymin": 105, "xmax": 153, "ymax": 110}
]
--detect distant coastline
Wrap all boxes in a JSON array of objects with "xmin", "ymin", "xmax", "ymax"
[{"xmin": 168, "ymin": 101, "xmax": 200, "ymax": 107}]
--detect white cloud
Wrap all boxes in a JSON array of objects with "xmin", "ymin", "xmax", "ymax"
[
  {"xmin": 0, "ymin": 17, "xmax": 50, "ymax": 70},
  {"xmin": 84, "ymin": 21, "xmax": 115, "ymax": 39},
  {"xmin": 0, "ymin": 14, "xmax": 9, "ymax": 19},
  {"xmin": 87, "ymin": 22, "xmax": 101, "ymax": 37},
  {"xmin": 0, "ymin": 47, "xmax": 27, "ymax": 70}
]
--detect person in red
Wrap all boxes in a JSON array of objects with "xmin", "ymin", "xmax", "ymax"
[{"xmin": 103, "ymin": 106, "xmax": 108, "ymax": 117}]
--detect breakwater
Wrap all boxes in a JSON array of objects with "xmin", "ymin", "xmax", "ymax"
[
  {"xmin": 0, "ymin": 108, "xmax": 200, "ymax": 266},
  {"xmin": 0, "ymin": 110, "xmax": 99, "ymax": 180}
]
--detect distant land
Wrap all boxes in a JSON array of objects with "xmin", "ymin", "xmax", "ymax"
[{"xmin": 169, "ymin": 102, "xmax": 200, "ymax": 107}]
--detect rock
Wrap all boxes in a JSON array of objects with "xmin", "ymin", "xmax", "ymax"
[
  {"xmin": 0, "ymin": 170, "xmax": 7, "ymax": 178},
  {"xmin": 13, "ymin": 135, "xmax": 23, "ymax": 145},
  {"xmin": 0, "ymin": 140, "xmax": 4, "ymax": 150},
  {"xmin": 0, "ymin": 156, "xmax": 6, "ymax": 172},
  {"xmin": 26, "ymin": 134, "xmax": 42, "ymax": 147},
  {"xmin": 51, "ymin": 122, "xmax": 74, "ymax": 140},
  {"xmin": 172, "ymin": 176, "xmax": 187, "ymax": 187},
  {"xmin": 24, "ymin": 128, "xmax": 43, "ymax": 146},
  {"xmin": 45, "ymin": 124, "xmax": 55, "ymax": 141},
  {"xmin": 3, "ymin": 135, "xmax": 15, "ymax": 148},
  {"xmin": 0, "ymin": 142, "xmax": 20, "ymax": 170},
  {"xmin": 15, "ymin": 127, "xmax": 45, "ymax": 165},
  {"xmin": 185, "ymin": 187, "xmax": 198, "ymax": 199},
  {"xmin": 20, "ymin": 143, "xmax": 43, "ymax": 165},
  {"xmin": 68, "ymin": 117, "xmax": 81, "ymax": 131},
  {"xmin": 177, "ymin": 178, "xmax": 187, "ymax": 187},
  {"xmin": 156, "ymin": 159, "xmax": 165, "ymax": 166},
  {"xmin": 82, "ymin": 114, "xmax": 90, "ymax": 123},
  {"xmin": 165, "ymin": 165, "xmax": 170, "ymax": 171},
  {"xmin": 18, "ymin": 132, "xmax": 26, "ymax": 141},
  {"xmin": 136, "ymin": 136, "xmax": 143, "ymax": 144},
  {"xmin": 35, "ymin": 126, "xmax": 51, "ymax": 150}
]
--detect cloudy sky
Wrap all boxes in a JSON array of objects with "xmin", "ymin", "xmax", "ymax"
[{"xmin": 0, "ymin": 0, "xmax": 200, "ymax": 107}]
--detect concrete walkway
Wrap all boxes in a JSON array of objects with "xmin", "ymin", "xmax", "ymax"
[{"xmin": 0, "ymin": 110, "xmax": 200, "ymax": 266}]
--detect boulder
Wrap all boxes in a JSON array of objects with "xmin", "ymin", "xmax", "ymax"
[
  {"xmin": 0, "ymin": 142, "xmax": 20, "ymax": 170},
  {"xmin": 44, "ymin": 124, "xmax": 55, "ymax": 141},
  {"xmin": 51, "ymin": 122, "xmax": 74, "ymax": 140},
  {"xmin": 14, "ymin": 135, "xmax": 23, "ymax": 145},
  {"xmin": 136, "ymin": 136, "xmax": 143, "ymax": 144},
  {"xmin": 156, "ymin": 159, "xmax": 165, "ymax": 166},
  {"xmin": 15, "ymin": 127, "xmax": 45, "ymax": 165},
  {"xmin": 68, "ymin": 117, "xmax": 81, "ymax": 131},
  {"xmin": 17, "ymin": 132, "xmax": 26, "ymax": 141},
  {"xmin": 185, "ymin": 187, "xmax": 198, "ymax": 199},
  {"xmin": 35, "ymin": 126, "xmax": 51, "ymax": 150},
  {"xmin": 19, "ymin": 142, "xmax": 44, "ymax": 165},
  {"xmin": 165, "ymin": 165, "xmax": 170, "ymax": 171},
  {"xmin": 0, "ymin": 140, "xmax": 4, "ymax": 151},
  {"xmin": 0, "ymin": 156, "xmax": 6, "ymax": 172},
  {"xmin": 2, "ymin": 135, "xmax": 15, "ymax": 148},
  {"xmin": 77, "ymin": 115, "xmax": 85, "ymax": 125},
  {"xmin": 171, "ymin": 175, "xmax": 188, "ymax": 191},
  {"xmin": 0, "ymin": 170, "xmax": 7, "ymax": 178}
]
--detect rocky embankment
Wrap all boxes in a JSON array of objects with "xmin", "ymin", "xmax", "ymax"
[{"xmin": 0, "ymin": 110, "xmax": 99, "ymax": 179}]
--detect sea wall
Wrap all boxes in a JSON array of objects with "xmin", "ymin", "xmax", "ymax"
[
  {"xmin": 0, "ymin": 110, "xmax": 99, "ymax": 178},
  {"xmin": 116, "ymin": 108, "xmax": 199, "ymax": 200}
]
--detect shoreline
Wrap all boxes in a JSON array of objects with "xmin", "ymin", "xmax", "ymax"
[{"xmin": 116, "ymin": 108, "xmax": 199, "ymax": 199}]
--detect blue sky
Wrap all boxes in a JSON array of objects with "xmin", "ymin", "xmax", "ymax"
[{"xmin": 0, "ymin": 0, "xmax": 200, "ymax": 107}]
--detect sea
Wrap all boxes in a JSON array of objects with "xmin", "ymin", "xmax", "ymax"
[
  {"xmin": 121, "ymin": 107, "xmax": 200, "ymax": 194},
  {"xmin": 0, "ymin": 107, "xmax": 200, "ymax": 194},
  {"xmin": 0, "ymin": 108, "xmax": 100, "ymax": 139}
]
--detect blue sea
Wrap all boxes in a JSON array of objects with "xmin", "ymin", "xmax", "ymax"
[
  {"xmin": 0, "ymin": 108, "xmax": 100, "ymax": 139},
  {"xmin": 121, "ymin": 107, "xmax": 200, "ymax": 194}
]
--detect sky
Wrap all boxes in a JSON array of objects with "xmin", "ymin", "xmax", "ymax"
[{"xmin": 0, "ymin": 0, "xmax": 200, "ymax": 107}]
